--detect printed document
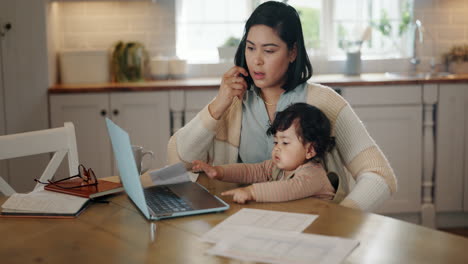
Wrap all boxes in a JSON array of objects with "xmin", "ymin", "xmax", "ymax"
[
  {"xmin": 207, "ymin": 228, "xmax": 359, "ymax": 264},
  {"xmin": 149, "ymin": 163, "xmax": 193, "ymax": 185},
  {"xmin": 201, "ymin": 208, "xmax": 318, "ymax": 243}
]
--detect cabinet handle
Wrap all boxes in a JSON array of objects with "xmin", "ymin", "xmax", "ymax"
[
  {"xmin": 0, "ymin": 22, "xmax": 12, "ymax": 37},
  {"xmin": 113, "ymin": 109, "xmax": 119, "ymax": 116},
  {"xmin": 100, "ymin": 110, "xmax": 107, "ymax": 116}
]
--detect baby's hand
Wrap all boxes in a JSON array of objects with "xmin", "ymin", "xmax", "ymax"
[
  {"xmin": 221, "ymin": 186, "xmax": 255, "ymax": 204},
  {"xmin": 192, "ymin": 160, "xmax": 222, "ymax": 180}
]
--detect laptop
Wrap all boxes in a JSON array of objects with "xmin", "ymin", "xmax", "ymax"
[{"xmin": 105, "ymin": 118, "xmax": 229, "ymax": 220}]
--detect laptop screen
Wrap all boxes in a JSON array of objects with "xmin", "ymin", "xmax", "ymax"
[{"xmin": 105, "ymin": 118, "xmax": 150, "ymax": 219}]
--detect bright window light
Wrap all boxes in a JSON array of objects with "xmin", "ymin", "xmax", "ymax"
[{"xmin": 176, "ymin": 0, "xmax": 414, "ymax": 63}]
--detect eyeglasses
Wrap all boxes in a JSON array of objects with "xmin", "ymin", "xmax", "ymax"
[{"xmin": 34, "ymin": 164, "xmax": 98, "ymax": 189}]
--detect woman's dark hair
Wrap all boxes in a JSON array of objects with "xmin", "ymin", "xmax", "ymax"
[
  {"xmin": 234, "ymin": 1, "xmax": 313, "ymax": 92},
  {"xmin": 267, "ymin": 103, "xmax": 335, "ymax": 163}
]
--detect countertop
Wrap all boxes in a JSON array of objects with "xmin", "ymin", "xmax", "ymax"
[{"xmin": 49, "ymin": 73, "xmax": 468, "ymax": 94}]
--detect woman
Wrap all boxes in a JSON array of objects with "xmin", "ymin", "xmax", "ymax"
[{"xmin": 168, "ymin": 1, "xmax": 397, "ymax": 212}]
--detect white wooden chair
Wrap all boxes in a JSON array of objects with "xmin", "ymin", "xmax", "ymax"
[{"xmin": 0, "ymin": 122, "xmax": 79, "ymax": 196}]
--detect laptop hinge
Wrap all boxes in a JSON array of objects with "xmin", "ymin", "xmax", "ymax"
[
  {"xmin": 148, "ymin": 206, "xmax": 157, "ymax": 217},
  {"xmin": 148, "ymin": 206, "xmax": 173, "ymax": 218}
]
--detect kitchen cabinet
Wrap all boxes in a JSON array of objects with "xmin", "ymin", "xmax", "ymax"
[
  {"xmin": 0, "ymin": 0, "xmax": 50, "ymax": 193},
  {"xmin": 341, "ymin": 85, "xmax": 424, "ymax": 216},
  {"xmin": 50, "ymin": 92, "xmax": 170, "ymax": 178},
  {"xmin": 169, "ymin": 89, "xmax": 217, "ymax": 134},
  {"xmin": 465, "ymin": 104, "xmax": 468, "ymax": 214},
  {"xmin": 436, "ymin": 83, "xmax": 468, "ymax": 216},
  {"xmin": 0, "ymin": 14, "xmax": 6, "ymax": 193},
  {"xmin": 465, "ymin": 106, "xmax": 468, "ymax": 213},
  {"xmin": 184, "ymin": 90, "xmax": 218, "ymax": 123}
]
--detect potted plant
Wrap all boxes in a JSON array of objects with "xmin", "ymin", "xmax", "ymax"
[
  {"xmin": 443, "ymin": 44, "xmax": 468, "ymax": 74},
  {"xmin": 218, "ymin": 36, "xmax": 240, "ymax": 62}
]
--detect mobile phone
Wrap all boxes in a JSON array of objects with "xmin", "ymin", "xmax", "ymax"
[{"xmin": 236, "ymin": 42, "xmax": 247, "ymax": 80}]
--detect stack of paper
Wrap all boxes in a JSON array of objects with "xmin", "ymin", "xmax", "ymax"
[{"xmin": 203, "ymin": 208, "xmax": 359, "ymax": 264}]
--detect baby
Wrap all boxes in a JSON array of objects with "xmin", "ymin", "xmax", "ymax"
[{"xmin": 192, "ymin": 102, "xmax": 336, "ymax": 204}]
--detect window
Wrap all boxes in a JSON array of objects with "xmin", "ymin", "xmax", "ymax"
[
  {"xmin": 176, "ymin": 0, "xmax": 256, "ymax": 63},
  {"xmin": 328, "ymin": 0, "xmax": 413, "ymax": 59},
  {"xmin": 284, "ymin": 0, "xmax": 322, "ymax": 56},
  {"xmin": 176, "ymin": 0, "xmax": 414, "ymax": 63}
]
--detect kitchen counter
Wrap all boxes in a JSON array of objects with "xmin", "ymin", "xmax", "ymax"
[
  {"xmin": 49, "ymin": 78, "xmax": 222, "ymax": 93},
  {"xmin": 48, "ymin": 73, "xmax": 468, "ymax": 93}
]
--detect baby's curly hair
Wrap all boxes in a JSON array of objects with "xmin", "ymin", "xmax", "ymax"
[{"xmin": 266, "ymin": 103, "xmax": 335, "ymax": 163}]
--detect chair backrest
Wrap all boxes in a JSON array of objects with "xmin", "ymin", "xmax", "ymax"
[{"xmin": 0, "ymin": 122, "xmax": 79, "ymax": 195}]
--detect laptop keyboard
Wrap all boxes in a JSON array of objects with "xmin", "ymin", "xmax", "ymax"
[{"xmin": 144, "ymin": 186, "xmax": 193, "ymax": 214}]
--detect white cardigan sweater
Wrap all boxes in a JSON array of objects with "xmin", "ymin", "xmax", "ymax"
[{"xmin": 168, "ymin": 83, "xmax": 397, "ymax": 211}]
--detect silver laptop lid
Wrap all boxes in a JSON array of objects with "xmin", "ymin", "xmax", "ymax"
[{"xmin": 105, "ymin": 118, "xmax": 151, "ymax": 219}]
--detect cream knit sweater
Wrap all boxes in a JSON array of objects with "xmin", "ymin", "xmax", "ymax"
[{"xmin": 167, "ymin": 83, "xmax": 397, "ymax": 211}]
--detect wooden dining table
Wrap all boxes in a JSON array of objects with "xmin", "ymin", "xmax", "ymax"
[{"xmin": 1, "ymin": 174, "xmax": 467, "ymax": 264}]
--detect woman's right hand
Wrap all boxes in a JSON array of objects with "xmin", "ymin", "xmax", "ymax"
[{"xmin": 208, "ymin": 66, "xmax": 249, "ymax": 120}]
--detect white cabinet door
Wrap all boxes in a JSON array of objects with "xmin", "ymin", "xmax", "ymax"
[
  {"xmin": 111, "ymin": 92, "xmax": 170, "ymax": 171},
  {"xmin": 184, "ymin": 90, "xmax": 217, "ymax": 123},
  {"xmin": 465, "ymin": 89, "xmax": 468, "ymax": 212},
  {"xmin": 353, "ymin": 105, "xmax": 422, "ymax": 213},
  {"xmin": 50, "ymin": 94, "xmax": 112, "ymax": 179},
  {"xmin": 343, "ymin": 85, "xmax": 423, "ymax": 214},
  {"xmin": 0, "ymin": 7, "xmax": 6, "ymax": 190},
  {"xmin": 0, "ymin": 32, "xmax": 4, "ymax": 138},
  {"xmin": 50, "ymin": 92, "xmax": 171, "ymax": 178},
  {"xmin": 436, "ymin": 84, "xmax": 466, "ymax": 212},
  {"xmin": 0, "ymin": 0, "xmax": 50, "ymax": 192}
]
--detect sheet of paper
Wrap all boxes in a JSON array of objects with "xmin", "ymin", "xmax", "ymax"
[
  {"xmin": 207, "ymin": 228, "xmax": 359, "ymax": 264},
  {"xmin": 149, "ymin": 162, "xmax": 192, "ymax": 185},
  {"xmin": 201, "ymin": 208, "xmax": 318, "ymax": 243},
  {"xmin": 1, "ymin": 189, "xmax": 88, "ymax": 214}
]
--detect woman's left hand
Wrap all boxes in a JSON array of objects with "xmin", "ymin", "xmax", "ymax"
[{"xmin": 221, "ymin": 186, "xmax": 255, "ymax": 204}]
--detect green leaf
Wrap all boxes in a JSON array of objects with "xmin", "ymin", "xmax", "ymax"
[{"xmin": 222, "ymin": 37, "xmax": 241, "ymax": 47}]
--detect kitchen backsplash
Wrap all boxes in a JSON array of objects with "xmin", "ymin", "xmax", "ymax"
[
  {"xmin": 414, "ymin": 0, "xmax": 468, "ymax": 65},
  {"xmin": 51, "ymin": 0, "xmax": 468, "ymax": 76},
  {"xmin": 52, "ymin": 0, "xmax": 175, "ymax": 57}
]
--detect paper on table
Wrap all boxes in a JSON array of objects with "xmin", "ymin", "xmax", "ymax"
[
  {"xmin": 149, "ymin": 162, "xmax": 193, "ymax": 185},
  {"xmin": 201, "ymin": 208, "xmax": 318, "ymax": 243},
  {"xmin": 1, "ymin": 188, "xmax": 88, "ymax": 214},
  {"xmin": 206, "ymin": 228, "xmax": 359, "ymax": 264}
]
